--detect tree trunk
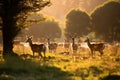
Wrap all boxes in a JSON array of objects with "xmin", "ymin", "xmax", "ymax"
[
  {"xmin": 2, "ymin": 31, "xmax": 14, "ymax": 55},
  {"xmin": 2, "ymin": 16, "xmax": 14, "ymax": 56},
  {"xmin": 1, "ymin": 1, "xmax": 22, "ymax": 59}
]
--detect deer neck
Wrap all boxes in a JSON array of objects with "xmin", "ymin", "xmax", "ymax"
[
  {"xmin": 72, "ymin": 38, "xmax": 75, "ymax": 46},
  {"xmin": 87, "ymin": 40, "xmax": 91, "ymax": 47},
  {"xmin": 48, "ymin": 39, "xmax": 50, "ymax": 45},
  {"xmin": 28, "ymin": 40, "xmax": 33, "ymax": 47}
]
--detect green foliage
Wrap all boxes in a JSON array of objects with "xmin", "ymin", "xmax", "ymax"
[
  {"xmin": 27, "ymin": 18, "xmax": 62, "ymax": 40},
  {"xmin": 65, "ymin": 9, "xmax": 91, "ymax": 39},
  {"xmin": 91, "ymin": 1, "xmax": 120, "ymax": 42}
]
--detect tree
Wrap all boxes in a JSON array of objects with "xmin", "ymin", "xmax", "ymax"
[
  {"xmin": 91, "ymin": 1, "xmax": 120, "ymax": 42},
  {"xmin": 27, "ymin": 18, "xmax": 62, "ymax": 41},
  {"xmin": 0, "ymin": 0, "xmax": 51, "ymax": 56},
  {"xmin": 64, "ymin": 9, "xmax": 91, "ymax": 39}
]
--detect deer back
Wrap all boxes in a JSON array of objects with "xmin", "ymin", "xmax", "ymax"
[
  {"xmin": 49, "ymin": 43, "xmax": 57, "ymax": 50},
  {"xmin": 30, "ymin": 44, "xmax": 45, "ymax": 52},
  {"xmin": 90, "ymin": 43, "xmax": 105, "ymax": 51}
]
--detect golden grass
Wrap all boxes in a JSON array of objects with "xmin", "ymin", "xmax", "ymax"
[{"xmin": 0, "ymin": 44, "xmax": 120, "ymax": 80}]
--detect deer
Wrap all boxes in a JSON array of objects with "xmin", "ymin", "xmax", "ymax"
[
  {"xmin": 26, "ymin": 36, "xmax": 46, "ymax": 58},
  {"xmin": 13, "ymin": 40, "xmax": 20, "ymax": 45},
  {"xmin": 47, "ymin": 38, "xmax": 57, "ymax": 53},
  {"xmin": 72, "ymin": 37, "xmax": 78, "ymax": 53},
  {"xmin": 64, "ymin": 39, "xmax": 70, "ymax": 52},
  {"xmin": 85, "ymin": 37, "xmax": 105, "ymax": 57}
]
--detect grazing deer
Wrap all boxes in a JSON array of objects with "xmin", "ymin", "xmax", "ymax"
[
  {"xmin": 85, "ymin": 38, "xmax": 105, "ymax": 57},
  {"xmin": 72, "ymin": 37, "xmax": 78, "ymax": 53},
  {"xmin": 26, "ymin": 36, "xmax": 46, "ymax": 58},
  {"xmin": 47, "ymin": 38, "xmax": 57, "ymax": 53}
]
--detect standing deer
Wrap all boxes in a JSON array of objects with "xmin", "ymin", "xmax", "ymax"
[
  {"xmin": 47, "ymin": 38, "xmax": 57, "ymax": 53},
  {"xmin": 85, "ymin": 37, "xmax": 105, "ymax": 57},
  {"xmin": 72, "ymin": 37, "xmax": 78, "ymax": 53},
  {"xmin": 26, "ymin": 36, "xmax": 46, "ymax": 58},
  {"xmin": 64, "ymin": 39, "xmax": 70, "ymax": 52}
]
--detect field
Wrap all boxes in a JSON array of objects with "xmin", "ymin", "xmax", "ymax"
[{"xmin": 0, "ymin": 43, "xmax": 120, "ymax": 80}]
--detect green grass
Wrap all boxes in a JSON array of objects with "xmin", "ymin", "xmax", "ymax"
[{"xmin": 0, "ymin": 45, "xmax": 120, "ymax": 80}]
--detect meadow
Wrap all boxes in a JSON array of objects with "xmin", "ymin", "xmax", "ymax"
[{"xmin": 0, "ymin": 43, "xmax": 120, "ymax": 80}]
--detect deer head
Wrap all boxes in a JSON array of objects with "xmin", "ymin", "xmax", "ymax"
[
  {"xmin": 84, "ymin": 37, "xmax": 89, "ymax": 42},
  {"xmin": 26, "ymin": 36, "xmax": 33, "ymax": 43}
]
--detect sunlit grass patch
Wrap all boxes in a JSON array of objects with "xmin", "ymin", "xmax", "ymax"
[{"xmin": 0, "ymin": 44, "xmax": 120, "ymax": 80}]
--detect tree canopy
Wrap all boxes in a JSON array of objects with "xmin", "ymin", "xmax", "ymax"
[
  {"xmin": 91, "ymin": 1, "xmax": 120, "ymax": 42},
  {"xmin": 27, "ymin": 17, "xmax": 62, "ymax": 41},
  {"xmin": 64, "ymin": 9, "xmax": 91, "ymax": 39}
]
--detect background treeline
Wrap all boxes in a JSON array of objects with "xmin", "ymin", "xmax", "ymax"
[{"xmin": 22, "ymin": 1, "xmax": 120, "ymax": 42}]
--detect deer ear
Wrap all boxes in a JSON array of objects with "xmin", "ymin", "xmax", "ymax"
[{"xmin": 30, "ymin": 36, "xmax": 33, "ymax": 39}]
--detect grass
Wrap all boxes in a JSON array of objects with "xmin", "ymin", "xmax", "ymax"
[{"xmin": 0, "ymin": 44, "xmax": 120, "ymax": 80}]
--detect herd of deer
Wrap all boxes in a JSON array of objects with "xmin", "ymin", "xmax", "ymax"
[{"xmin": 24, "ymin": 36, "xmax": 105, "ymax": 59}]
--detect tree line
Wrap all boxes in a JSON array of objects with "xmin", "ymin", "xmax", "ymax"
[
  {"xmin": 26, "ymin": 1, "xmax": 120, "ymax": 43},
  {"xmin": 65, "ymin": 1, "xmax": 120, "ymax": 42}
]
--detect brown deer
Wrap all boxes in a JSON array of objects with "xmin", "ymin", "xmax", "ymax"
[
  {"xmin": 85, "ymin": 38, "xmax": 105, "ymax": 57},
  {"xmin": 13, "ymin": 40, "xmax": 20, "ymax": 45},
  {"xmin": 72, "ymin": 37, "xmax": 78, "ymax": 53},
  {"xmin": 47, "ymin": 38, "xmax": 57, "ymax": 53},
  {"xmin": 26, "ymin": 36, "xmax": 46, "ymax": 58},
  {"xmin": 64, "ymin": 39, "xmax": 70, "ymax": 52}
]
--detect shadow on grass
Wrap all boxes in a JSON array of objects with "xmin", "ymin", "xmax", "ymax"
[
  {"xmin": 74, "ymin": 66, "xmax": 103, "ymax": 80},
  {"xmin": 100, "ymin": 75, "xmax": 120, "ymax": 80},
  {"xmin": 74, "ymin": 65, "xmax": 120, "ymax": 80},
  {"xmin": 0, "ymin": 53, "xmax": 72, "ymax": 80}
]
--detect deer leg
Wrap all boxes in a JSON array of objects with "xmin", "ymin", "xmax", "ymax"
[
  {"xmin": 49, "ymin": 49, "xmax": 52, "ymax": 53},
  {"xmin": 43, "ymin": 51, "xmax": 46, "ymax": 58},
  {"xmin": 33, "ymin": 52, "xmax": 35, "ymax": 57},
  {"xmin": 43, "ymin": 46, "xmax": 46, "ymax": 58},
  {"xmin": 74, "ymin": 50, "xmax": 77, "ymax": 53},
  {"xmin": 54, "ymin": 49, "xmax": 56, "ymax": 53},
  {"xmin": 93, "ymin": 50, "xmax": 95, "ymax": 57},
  {"xmin": 100, "ymin": 50, "xmax": 103, "ymax": 57},
  {"xmin": 53, "ymin": 49, "xmax": 55, "ymax": 53},
  {"xmin": 39, "ymin": 52, "xmax": 43, "ymax": 58},
  {"xmin": 91, "ymin": 50, "xmax": 93, "ymax": 56},
  {"xmin": 49, "ymin": 49, "xmax": 50, "ymax": 53}
]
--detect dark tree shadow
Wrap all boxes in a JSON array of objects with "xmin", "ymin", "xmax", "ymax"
[
  {"xmin": 89, "ymin": 66, "xmax": 103, "ymax": 77},
  {"xmin": 73, "ymin": 66, "xmax": 103, "ymax": 80},
  {"xmin": 0, "ymin": 53, "xmax": 72, "ymax": 80},
  {"xmin": 100, "ymin": 75, "xmax": 120, "ymax": 80}
]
